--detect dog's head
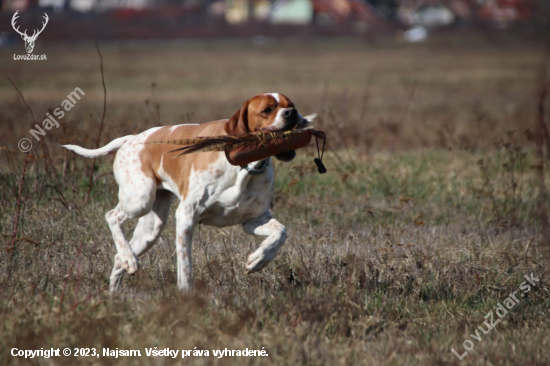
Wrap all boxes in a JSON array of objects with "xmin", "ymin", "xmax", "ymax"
[{"xmin": 225, "ymin": 93, "xmax": 312, "ymax": 162}]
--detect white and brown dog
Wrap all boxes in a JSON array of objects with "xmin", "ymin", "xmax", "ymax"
[{"xmin": 63, "ymin": 93, "xmax": 314, "ymax": 293}]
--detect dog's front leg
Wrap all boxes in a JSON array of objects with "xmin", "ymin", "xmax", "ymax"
[
  {"xmin": 175, "ymin": 203, "xmax": 196, "ymax": 291},
  {"xmin": 243, "ymin": 211, "xmax": 287, "ymax": 272}
]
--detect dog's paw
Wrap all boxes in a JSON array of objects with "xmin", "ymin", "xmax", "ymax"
[
  {"xmin": 115, "ymin": 252, "xmax": 139, "ymax": 274},
  {"xmin": 109, "ymin": 277, "xmax": 124, "ymax": 294},
  {"xmin": 246, "ymin": 248, "xmax": 275, "ymax": 273},
  {"xmin": 246, "ymin": 252, "xmax": 267, "ymax": 273}
]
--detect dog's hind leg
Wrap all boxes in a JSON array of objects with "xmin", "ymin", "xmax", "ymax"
[
  {"xmin": 106, "ymin": 168, "xmax": 157, "ymax": 291},
  {"xmin": 243, "ymin": 211, "xmax": 287, "ymax": 272},
  {"xmin": 109, "ymin": 190, "xmax": 174, "ymax": 293}
]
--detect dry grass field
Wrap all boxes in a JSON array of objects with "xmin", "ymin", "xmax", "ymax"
[{"xmin": 1, "ymin": 34, "xmax": 549, "ymax": 365}]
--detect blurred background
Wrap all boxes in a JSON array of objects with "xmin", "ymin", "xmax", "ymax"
[
  {"xmin": 0, "ymin": 0, "xmax": 548, "ymax": 40},
  {"xmin": 0, "ymin": 0, "xmax": 549, "ymax": 42},
  {"xmin": 2, "ymin": 3, "xmax": 550, "ymax": 364},
  {"xmin": 0, "ymin": 0, "xmax": 549, "ymax": 155}
]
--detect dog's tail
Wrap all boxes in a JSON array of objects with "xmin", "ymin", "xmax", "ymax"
[{"xmin": 62, "ymin": 135, "xmax": 132, "ymax": 158}]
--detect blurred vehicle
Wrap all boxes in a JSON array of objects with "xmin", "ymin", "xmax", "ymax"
[
  {"xmin": 398, "ymin": 3, "xmax": 455, "ymax": 27},
  {"xmin": 312, "ymin": 0, "xmax": 380, "ymax": 24},
  {"xmin": 477, "ymin": 0, "xmax": 533, "ymax": 27},
  {"xmin": 402, "ymin": 25, "xmax": 427, "ymax": 42}
]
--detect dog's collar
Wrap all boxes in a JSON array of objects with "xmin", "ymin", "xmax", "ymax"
[{"xmin": 242, "ymin": 158, "xmax": 271, "ymax": 176}]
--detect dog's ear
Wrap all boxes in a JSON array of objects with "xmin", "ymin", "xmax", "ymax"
[{"xmin": 225, "ymin": 100, "xmax": 250, "ymax": 135}]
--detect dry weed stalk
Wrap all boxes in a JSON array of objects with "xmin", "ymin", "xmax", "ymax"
[
  {"xmin": 84, "ymin": 40, "xmax": 107, "ymax": 205},
  {"xmin": 7, "ymin": 152, "xmax": 29, "ymax": 270},
  {"xmin": 7, "ymin": 78, "xmax": 36, "ymax": 124},
  {"xmin": 533, "ymin": 66, "xmax": 550, "ymax": 249},
  {"xmin": 8, "ymin": 78, "xmax": 59, "ymax": 184},
  {"xmin": 6, "ymin": 78, "xmax": 65, "ymax": 269},
  {"xmin": 6, "ymin": 78, "xmax": 34, "ymax": 274}
]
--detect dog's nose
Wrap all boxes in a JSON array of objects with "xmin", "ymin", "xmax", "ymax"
[{"xmin": 283, "ymin": 108, "xmax": 297, "ymax": 119}]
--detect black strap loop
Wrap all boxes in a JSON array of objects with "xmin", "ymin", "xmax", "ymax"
[{"xmin": 314, "ymin": 135, "xmax": 327, "ymax": 174}]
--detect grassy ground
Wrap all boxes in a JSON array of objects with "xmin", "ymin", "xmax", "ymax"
[{"xmin": 0, "ymin": 35, "xmax": 549, "ymax": 365}]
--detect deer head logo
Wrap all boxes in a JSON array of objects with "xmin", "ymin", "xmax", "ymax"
[{"xmin": 11, "ymin": 11, "xmax": 49, "ymax": 54}]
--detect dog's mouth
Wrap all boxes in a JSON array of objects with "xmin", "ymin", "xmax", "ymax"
[
  {"xmin": 261, "ymin": 121, "xmax": 297, "ymax": 133},
  {"xmin": 283, "ymin": 119, "xmax": 299, "ymax": 131},
  {"xmin": 261, "ymin": 117, "xmax": 304, "ymax": 133},
  {"xmin": 260, "ymin": 109, "xmax": 316, "ymax": 134}
]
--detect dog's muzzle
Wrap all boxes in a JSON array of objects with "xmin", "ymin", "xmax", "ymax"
[
  {"xmin": 262, "ymin": 107, "xmax": 300, "ymax": 133},
  {"xmin": 282, "ymin": 108, "xmax": 299, "ymax": 131}
]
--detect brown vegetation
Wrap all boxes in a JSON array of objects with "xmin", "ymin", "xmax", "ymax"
[{"xmin": 0, "ymin": 34, "xmax": 549, "ymax": 365}]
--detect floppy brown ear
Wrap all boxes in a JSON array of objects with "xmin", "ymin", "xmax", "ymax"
[{"xmin": 224, "ymin": 101, "xmax": 250, "ymax": 135}]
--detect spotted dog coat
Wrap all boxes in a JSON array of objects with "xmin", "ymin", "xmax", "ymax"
[{"xmin": 63, "ymin": 93, "xmax": 313, "ymax": 292}]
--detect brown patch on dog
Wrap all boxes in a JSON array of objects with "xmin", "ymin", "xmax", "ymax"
[
  {"xmin": 140, "ymin": 94, "xmax": 296, "ymax": 199},
  {"xmin": 139, "ymin": 121, "xmax": 227, "ymax": 198}
]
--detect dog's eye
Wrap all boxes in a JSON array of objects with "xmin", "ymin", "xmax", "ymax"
[{"xmin": 262, "ymin": 107, "xmax": 272, "ymax": 114}]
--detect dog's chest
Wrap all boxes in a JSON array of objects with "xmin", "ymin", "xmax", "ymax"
[{"xmin": 188, "ymin": 161, "xmax": 274, "ymax": 227}]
